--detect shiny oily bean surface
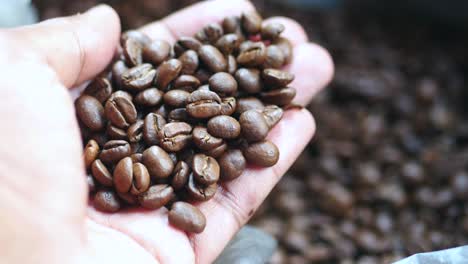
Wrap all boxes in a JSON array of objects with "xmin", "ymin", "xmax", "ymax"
[
  {"xmin": 143, "ymin": 113, "xmax": 166, "ymax": 145},
  {"xmin": 83, "ymin": 77, "xmax": 113, "ymax": 103},
  {"xmin": 142, "ymin": 146, "xmax": 174, "ymax": 179},
  {"xmin": 262, "ymin": 68, "xmax": 294, "ymax": 88},
  {"xmin": 76, "ymin": 95, "xmax": 105, "ymax": 131},
  {"xmin": 237, "ymin": 42, "xmax": 266, "ymax": 67},
  {"xmin": 243, "ymin": 140, "xmax": 279, "ymax": 167},
  {"xmin": 261, "ymin": 22, "xmax": 285, "ymax": 40},
  {"xmin": 105, "ymin": 96, "xmax": 137, "ymax": 129},
  {"xmin": 236, "ymin": 97, "xmax": 265, "ymax": 115},
  {"xmin": 113, "ymin": 157, "xmax": 134, "ymax": 193},
  {"xmin": 121, "ymin": 30, "xmax": 151, "ymax": 46},
  {"xmin": 174, "ymin": 37, "xmax": 202, "ymax": 56},
  {"xmin": 209, "ymin": 72, "xmax": 238, "ymax": 95},
  {"xmin": 84, "ymin": 139, "xmax": 100, "ymax": 170},
  {"xmin": 107, "ymin": 125, "xmax": 127, "ymax": 140},
  {"xmin": 262, "ymin": 105, "xmax": 284, "ymax": 128},
  {"xmin": 155, "ymin": 59, "xmax": 182, "ymax": 89},
  {"xmin": 220, "ymin": 97, "xmax": 237, "ymax": 116},
  {"xmin": 260, "ymin": 87, "xmax": 297, "ymax": 106},
  {"xmin": 172, "ymin": 161, "xmax": 190, "ymax": 190},
  {"xmin": 198, "ymin": 45, "xmax": 227, "ymax": 73},
  {"xmin": 186, "ymin": 90, "xmax": 222, "ymax": 119},
  {"xmin": 99, "ymin": 140, "xmax": 131, "ymax": 164},
  {"xmin": 240, "ymin": 110, "xmax": 270, "ymax": 142},
  {"xmin": 91, "ymin": 159, "xmax": 113, "ymax": 186},
  {"xmin": 130, "ymin": 162, "xmax": 150, "ymax": 194},
  {"xmin": 227, "ymin": 55, "xmax": 237, "ymax": 75},
  {"xmin": 158, "ymin": 122, "xmax": 193, "ymax": 152},
  {"xmin": 122, "ymin": 63, "xmax": 156, "ymax": 91},
  {"xmin": 241, "ymin": 11, "xmax": 263, "ymax": 34},
  {"xmin": 142, "ymin": 39, "xmax": 171, "ymax": 65},
  {"xmin": 122, "ymin": 37, "xmax": 143, "ymax": 66},
  {"xmin": 128, "ymin": 120, "xmax": 144, "ymax": 143},
  {"xmin": 192, "ymin": 154, "xmax": 220, "ymax": 185},
  {"xmin": 196, "ymin": 23, "xmax": 224, "ymax": 43},
  {"xmin": 138, "ymin": 184, "xmax": 175, "ymax": 209},
  {"xmin": 173, "ymin": 75, "xmax": 201, "ymax": 92},
  {"xmin": 164, "ymin": 89, "xmax": 191, "ymax": 108},
  {"xmin": 218, "ymin": 149, "xmax": 246, "ymax": 181},
  {"xmin": 186, "ymin": 173, "xmax": 217, "ymax": 201},
  {"xmin": 215, "ymin": 33, "xmax": 241, "ymax": 55},
  {"xmin": 235, "ymin": 68, "xmax": 262, "ymax": 94},
  {"xmin": 94, "ymin": 190, "xmax": 121, "ymax": 212},
  {"xmin": 207, "ymin": 115, "xmax": 241, "ymax": 139},
  {"xmin": 169, "ymin": 201, "xmax": 206, "ymax": 233},
  {"xmin": 134, "ymin": 88, "xmax": 163, "ymax": 107},
  {"xmin": 192, "ymin": 126, "xmax": 224, "ymax": 151},
  {"xmin": 179, "ymin": 50, "xmax": 199, "ymax": 75},
  {"xmin": 264, "ymin": 45, "xmax": 285, "ymax": 69}
]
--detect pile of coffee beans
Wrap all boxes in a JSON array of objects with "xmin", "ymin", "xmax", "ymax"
[{"xmin": 76, "ymin": 11, "xmax": 296, "ymax": 233}]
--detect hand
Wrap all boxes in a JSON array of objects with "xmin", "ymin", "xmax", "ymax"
[{"xmin": 0, "ymin": 1, "xmax": 333, "ymax": 263}]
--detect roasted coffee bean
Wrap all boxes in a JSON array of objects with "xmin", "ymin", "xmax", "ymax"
[
  {"xmin": 168, "ymin": 108, "xmax": 196, "ymax": 123},
  {"xmin": 142, "ymin": 146, "xmax": 174, "ymax": 179},
  {"xmin": 196, "ymin": 23, "xmax": 224, "ymax": 43},
  {"xmin": 237, "ymin": 42, "xmax": 267, "ymax": 67},
  {"xmin": 192, "ymin": 126, "xmax": 224, "ymax": 151},
  {"xmin": 109, "ymin": 90, "xmax": 133, "ymax": 102},
  {"xmin": 130, "ymin": 163, "xmax": 150, "ymax": 194},
  {"xmin": 198, "ymin": 45, "xmax": 227, "ymax": 73},
  {"xmin": 192, "ymin": 154, "xmax": 220, "ymax": 185},
  {"xmin": 264, "ymin": 45, "xmax": 285, "ymax": 69},
  {"xmin": 122, "ymin": 63, "xmax": 157, "ymax": 91},
  {"xmin": 83, "ymin": 77, "xmax": 113, "ymax": 103},
  {"xmin": 174, "ymin": 37, "xmax": 202, "ymax": 56},
  {"xmin": 91, "ymin": 159, "xmax": 113, "ymax": 186},
  {"xmin": 169, "ymin": 201, "xmax": 206, "ymax": 233},
  {"xmin": 94, "ymin": 190, "xmax": 120, "ymax": 212},
  {"xmin": 261, "ymin": 22, "xmax": 285, "ymax": 40},
  {"xmin": 209, "ymin": 72, "xmax": 238, "ymax": 95},
  {"xmin": 197, "ymin": 84, "xmax": 210, "ymax": 91},
  {"xmin": 227, "ymin": 55, "xmax": 237, "ymax": 75},
  {"xmin": 113, "ymin": 157, "xmax": 134, "ymax": 193},
  {"xmin": 143, "ymin": 113, "xmax": 166, "ymax": 145},
  {"xmin": 107, "ymin": 124, "xmax": 127, "ymax": 140},
  {"xmin": 194, "ymin": 68, "xmax": 212, "ymax": 84},
  {"xmin": 154, "ymin": 59, "xmax": 183, "ymax": 90},
  {"xmin": 121, "ymin": 30, "xmax": 151, "ymax": 46},
  {"xmin": 186, "ymin": 90, "xmax": 222, "ymax": 119},
  {"xmin": 260, "ymin": 87, "xmax": 296, "ymax": 106},
  {"xmin": 216, "ymin": 33, "xmax": 241, "ymax": 55},
  {"xmin": 123, "ymin": 37, "xmax": 143, "ymax": 66},
  {"xmin": 186, "ymin": 173, "xmax": 217, "ymax": 201},
  {"xmin": 222, "ymin": 16, "xmax": 243, "ymax": 37},
  {"xmin": 262, "ymin": 105, "xmax": 283, "ymax": 128},
  {"xmin": 207, "ymin": 115, "xmax": 241, "ymax": 139},
  {"xmin": 158, "ymin": 122, "xmax": 193, "ymax": 152},
  {"xmin": 218, "ymin": 149, "xmax": 246, "ymax": 181},
  {"xmin": 241, "ymin": 11, "xmax": 263, "ymax": 34},
  {"xmin": 262, "ymin": 68, "xmax": 295, "ymax": 88},
  {"xmin": 142, "ymin": 39, "xmax": 171, "ymax": 66},
  {"xmin": 236, "ymin": 97, "xmax": 265, "ymax": 114},
  {"xmin": 105, "ymin": 96, "xmax": 137, "ymax": 129},
  {"xmin": 130, "ymin": 141, "xmax": 145, "ymax": 154},
  {"xmin": 117, "ymin": 191, "xmax": 138, "ymax": 205},
  {"xmin": 235, "ymin": 68, "xmax": 262, "ymax": 94},
  {"xmin": 84, "ymin": 139, "xmax": 100, "ymax": 170},
  {"xmin": 204, "ymin": 142, "xmax": 228, "ymax": 158},
  {"xmin": 130, "ymin": 153, "xmax": 143, "ymax": 163},
  {"xmin": 164, "ymin": 89, "xmax": 191, "ymax": 108},
  {"xmin": 272, "ymin": 37, "xmax": 293, "ymax": 64},
  {"xmin": 127, "ymin": 120, "xmax": 144, "ymax": 143},
  {"xmin": 87, "ymin": 132, "xmax": 108, "ymax": 147},
  {"xmin": 172, "ymin": 161, "xmax": 190, "ymax": 190},
  {"xmin": 112, "ymin": 60, "xmax": 128, "ymax": 89},
  {"xmin": 138, "ymin": 184, "xmax": 175, "ymax": 209},
  {"xmin": 173, "ymin": 75, "xmax": 201, "ymax": 92},
  {"xmin": 168, "ymin": 153, "xmax": 179, "ymax": 164},
  {"xmin": 99, "ymin": 140, "xmax": 131, "ymax": 164},
  {"xmin": 240, "ymin": 110, "xmax": 270, "ymax": 142},
  {"xmin": 243, "ymin": 140, "xmax": 279, "ymax": 167},
  {"xmin": 134, "ymin": 88, "xmax": 163, "ymax": 107},
  {"xmin": 75, "ymin": 95, "xmax": 105, "ymax": 131},
  {"xmin": 179, "ymin": 50, "xmax": 199, "ymax": 75},
  {"xmin": 153, "ymin": 104, "xmax": 169, "ymax": 119},
  {"xmin": 87, "ymin": 174, "xmax": 96, "ymax": 193},
  {"xmin": 220, "ymin": 97, "xmax": 236, "ymax": 116}
]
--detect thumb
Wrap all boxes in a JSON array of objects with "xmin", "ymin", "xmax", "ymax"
[{"xmin": 6, "ymin": 4, "xmax": 120, "ymax": 87}]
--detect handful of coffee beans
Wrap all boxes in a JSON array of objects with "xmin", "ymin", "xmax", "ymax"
[{"xmin": 77, "ymin": 11, "xmax": 296, "ymax": 233}]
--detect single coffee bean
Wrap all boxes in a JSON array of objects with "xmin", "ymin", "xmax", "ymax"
[
  {"xmin": 260, "ymin": 87, "xmax": 296, "ymax": 106},
  {"xmin": 127, "ymin": 120, "xmax": 144, "ymax": 143},
  {"xmin": 179, "ymin": 50, "xmax": 199, "ymax": 75},
  {"xmin": 236, "ymin": 97, "xmax": 265, "ymax": 114},
  {"xmin": 130, "ymin": 162, "xmax": 150, "ymax": 195},
  {"xmin": 173, "ymin": 75, "xmax": 201, "ymax": 92},
  {"xmin": 169, "ymin": 201, "xmax": 206, "ymax": 233},
  {"xmin": 227, "ymin": 55, "xmax": 237, "ymax": 75},
  {"xmin": 262, "ymin": 105, "xmax": 284, "ymax": 128},
  {"xmin": 142, "ymin": 39, "xmax": 171, "ymax": 66},
  {"xmin": 203, "ymin": 142, "xmax": 228, "ymax": 158},
  {"xmin": 186, "ymin": 173, "xmax": 217, "ymax": 201},
  {"xmin": 99, "ymin": 140, "xmax": 131, "ymax": 164},
  {"xmin": 94, "ymin": 190, "xmax": 121, "ymax": 212},
  {"xmin": 194, "ymin": 68, "xmax": 212, "ymax": 84},
  {"xmin": 138, "ymin": 184, "xmax": 175, "ymax": 209},
  {"xmin": 264, "ymin": 45, "xmax": 285, "ymax": 69},
  {"xmin": 84, "ymin": 139, "xmax": 100, "ymax": 170},
  {"xmin": 241, "ymin": 11, "xmax": 263, "ymax": 34},
  {"xmin": 168, "ymin": 108, "xmax": 196, "ymax": 124},
  {"xmin": 220, "ymin": 97, "xmax": 237, "ymax": 116},
  {"xmin": 143, "ymin": 113, "xmax": 166, "ymax": 145},
  {"xmin": 155, "ymin": 59, "xmax": 182, "ymax": 90},
  {"xmin": 174, "ymin": 37, "xmax": 202, "ymax": 56},
  {"xmin": 142, "ymin": 146, "xmax": 174, "ymax": 179},
  {"xmin": 112, "ymin": 60, "xmax": 128, "ymax": 89},
  {"xmin": 209, "ymin": 72, "xmax": 238, "ymax": 95},
  {"xmin": 171, "ymin": 161, "xmax": 190, "ymax": 190},
  {"xmin": 109, "ymin": 90, "xmax": 133, "ymax": 102},
  {"xmin": 153, "ymin": 104, "xmax": 169, "ymax": 119},
  {"xmin": 218, "ymin": 149, "xmax": 246, "ymax": 181},
  {"xmin": 196, "ymin": 23, "xmax": 224, "ymax": 43},
  {"xmin": 261, "ymin": 22, "xmax": 285, "ymax": 40},
  {"xmin": 222, "ymin": 16, "xmax": 243, "ymax": 36},
  {"xmin": 186, "ymin": 90, "xmax": 222, "ymax": 119},
  {"xmin": 121, "ymin": 30, "xmax": 151, "ymax": 46},
  {"xmin": 192, "ymin": 154, "xmax": 220, "ymax": 185},
  {"xmin": 117, "ymin": 191, "xmax": 138, "ymax": 205},
  {"xmin": 114, "ymin": 157, "xmax": 134, "ymax": 193},
  {"xmin": 240, "ymin": 110, "xmax": 270, "ymax": 142},
  {"xmin": 235, "ymin": 68, "xmax": 262, "ymax": 94},
  {"xmin": 91, "ymin": 159, "xmax": 113, "ymax": 186},
  {"xmin": 122, "ymin": 63, "xmax": 157, "ymax": 91},
  {"xmin": 237, "ymin": 42, "xmax": 266, "ymax": 67},
  {"xmin": 192, "ymin": 126, "xmax": 224, "ymax": 151},
  {"xmin": 75, "ymin": 95, "xmax": 105, "ymax": 131},
  {"xmin": 134, "ymin": 88, "xmax": 163, "ymax": 107},
  {"xmin": 130, "ymin": 153, "xmax": 143, "ymax": 163},
  {"xmin": 87, "ymin": 174, "xmax": 96, "ymax": 193},
  {"xmin": 243, "ymin": 140, "xmax": 279, "ymax": 167},
  {"xmin": 83, "ymin": 77, "xmax": 113, "ymax": 103},
  {"xmin": 122, "ymin": 37, "xmax": 143, "ymax": 66},
  {"xmin": 197, "ymin": 84, "xmax": 210, "ymax": 91},
  {"xmin": 107, "ymin": 124, "xmax": 127, "ymax": 140},
  {"xmin": 158, "ymin": 122, "xmax": 193, "ymax": 152},
  {"xmin": 262, "ymin": 68, "xmax": 295, "ymax": 88},
  {"xmin": 216, "ymin": 33, "xmax": 241, "ymax": 55},
  {"xmin": 105, "ymin": 96, "xmax": 138, "ymax": 129},
  {"xmin": 164, "ymin": 89, "xmax": 191, "ymax": 108},
  {"xmin": 198, "ymin": 45, "xmax": 227, "ymax": 73},
  {"xmin": 207, "ymin": 115, "xmax": 241, "ymax": 139},
  {"xmin": 272, "ymin": 37, "xmax": 293, "ymax": 64}
]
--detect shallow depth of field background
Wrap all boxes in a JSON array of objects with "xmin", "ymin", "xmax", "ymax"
[{"xmin": 33, "ymin": 0, "xmax": 468, "ymax": 263}]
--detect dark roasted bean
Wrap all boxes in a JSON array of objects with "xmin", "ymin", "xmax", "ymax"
[
  {"xmin": 112, "ymin": 60, "xmax": 128, "ymax": 89},
  {"xmin": 91, "ymin": 159, "xmax": 113, "ymax": 186},
  {"xmin": 237, "ymin": 42, "xmax": 266, "ymax": 67},
  {"xmin": 142, "ymin": 146, "xmax": 174, "ymax": 179},
  {"xmin": 155, "ymin": 59, "xmax": 182, "ymax": 89},
  {"xmin": 207, "ymin": 115, "xmax": 241, "ymax": 139},
  {"xmin": 243, "ymin": 140, "xmax": 279, "ymax": 167},
  {"xmin": 192, "ymin": 126, "xmax": 224, "ymax": 151},
  {"xmin": 143, "ymin": 113, "xmax": 166, "ymax": 145},
  {"xmin": 99, "ymin": 140, "xmax": 131, "ymax": 164},
  {"xmin": 123, "ymin": 37, "xmax": 143, "ymax": 66},
  {"xmin": 106, "ymin": 124, "xmax": 127, "ymax": 140},
  {"xmin": 186, "ymin": 173, "xmax": 217, "ymax": 201},
  {"xmin": 84, "ymin": 139, "xmax": 100, "ymax": 170},
  {"xmin": 240, "ymin": 110, "xmax": 270, "ymax": 142},
  {"xmin": 138, "ymin": 184, "xmax": 175, "ymax": 209},
  {"xmin": 218, "ymin": 149, "xmax": 246, "ymax": 181},
  {"xmin": 204, "ymin": 142, "xmax": 228, "ymax": 158},
  {"xmin": 262, "ymin": 68, "xmax": 295, "ymax": 88},
  {"xmin": 220, "ymin": 97, "xmax": 237, "ymax": 116},
  {"xmin": 260, "ymin": 87, "xmax": 296, "ymax": 106},
  {"xmin": 122, "ymin": 63, "xmax": 157, "ymax": 91},
  {"xmin": 264, "ymin": 45, "xmax": 285, "ymax": 69},
  {"xmin": 164, "ymin": 89, "xmax": 191, "ymax": 108},
  {"xmin": 186, "ymin": 90, "xmax": 222, "ymax": 119},
  {"xmin": 216, "ymin": 33, "xmax": 241, "ymax": 55},
  {"xmin": 235, "ymin": 68, "xmax": 262, "ymax": 94},
  {"xmin": 75, "ymin": 95, "xmax": 105, "ymax": 131},
  {"xmin": 127, "ymin": 120, "xmax": 144, "ymax": 143},
  {"xmin": 196, "ymin": 23, "xmax": 224, "ymax": 43},
  {"xmin": 262, "ymin": 105, "xmax": 283, "ymax": 128},
  {"xmin": 209, "ymin": 72, "xmax": 238, "ymax": 95},
  {"xmin": 174, "ymin": 37, "xmax": 202, "ymax": 56},
  {"xmin": 192, "ymin": 154, "xmax": 220, "ymax": 185},
  {"xmin": 179, "ymin": 50, "xmax": 199, "ymax": 75},
  {"xmin": 272, "ymin": 37, "xmax": 293, "ymax": 64},
  {"xmin": 121, "ymin": 30, "xmax": 151, "ymax": 46},
  {"xmin": 236, "ymin": 97, "xmax": 264, "ymax": 114},
  {"xmin": 83, "ymin": 77, "xmax": 113, "ymax": 103},
  {"xmin": 94, "ymin": 190, "xmax": 121, "ymax": 212},
  {"xmin": 261, "ymin": 22, "xmax": 285, "ymax": 40},
  {"xmin": 227, "ymin": 55, "xmax": 237, "ymax": 75},
  {"xmin": 172, "ymin": 161, "xmax": 190, "ymax": 190},
  {"xmin": 158, "ymin": 122, "xmax": 193, "ymax": 152},
  {"xmin": 105, "ymin": 96, "xmax": 137, "ymax": 129},
  {"xmin": 87, "ymin": 174, "xmax": 96, "ymax": 193},
  {"xmin": 134, "ymin": 88, "xmax": 163, "ymax": 107},
  {"xmin": 173, "ymin": 75, "xmax": 201, "ymax": 92},
  {"xmin": 241, "ymin": 11, "xmax": 263, "ymax": 34},
  {"xmin": 113, "ymin": 157, "xmax": 133, "ymax": 193},
  {"xmin": 169, "ymin": 201, "xmax": 206, "ymax": 233},
  {"xmin": 142, "ymin": 39, "xmax": 171, "ymax": 66},
  {"xmin": 198, "ymin": 45, "xmax": 227, "ymax": 73}
]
